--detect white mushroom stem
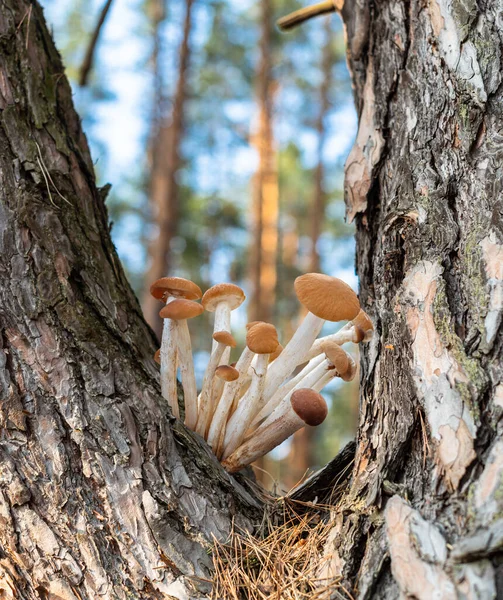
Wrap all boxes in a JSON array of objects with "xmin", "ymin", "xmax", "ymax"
[
  {"xmin": 222, "ymin": 353, "xmax": 269, "ymax": 460},
  {"xmin": 249, "ymin": 353, "xmax": 325, "ymax": 431},
  {"xmin": 160, "ymin": 298, "xmax": 179, "ymax": 419},
  {"xmin": 222, "ymin": 402, "xmax": 309, "ymax": 473},
  {"xmin": 195, "ymin": 343, "xmax": 227, "ymax": 437},
  {"xmin": 213, "ymin": 301, "xmax": 231, "ymax": 334},
  {"xmin": 248, "ymin": 357, "xmax": 332, "ymax": 438},
  {"xmin": 261, "ymin": 312, "xmax": 324, "ymax": 406},
  {"xmin": 207, "ymin": 347, "xmax": 254, "ymax": 455},
  {"xmin": 175, "ymin": 320, "xmax": 198, "ymax": 429},
  {"xmin": 302, "ymin": 324, "xmax": 362, "ymax": 363},
  {"xmin": 210, "ymin": 346, "xmax": 231, "ymax": 414}
]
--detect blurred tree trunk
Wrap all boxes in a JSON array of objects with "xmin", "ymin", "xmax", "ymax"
[
  {"xmin": 321, "ymin": 1, "xmax": 503, "ymax": 597},
  {"xmin": 142, "ymin": 0, "xmax": 194, "ymax": 338},
  {"xmin": 286, "ymin": 18, "xmax": 333, "ymax": 488},
  {"xmin": 0, "ymin": 2, "xmax": 260, "ymax": 598},
  {"xmin": 248, "ymin": 0, "xmax": 278, "ymax": 325}
]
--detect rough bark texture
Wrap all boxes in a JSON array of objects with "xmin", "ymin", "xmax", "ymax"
[
  {"xmin": 321, "ymin": 0, "xmax": 503, "ymax": 597},
  {"xmin": 0, "ymin": 2, "xmax": 261, "ymax": 599}
]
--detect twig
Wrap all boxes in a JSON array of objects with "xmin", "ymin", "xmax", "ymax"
[
  {"xmin": 35, "ymin": 141, "xmax": 72, "ymax": 208},
  {"xmin": 277, "ymin": 1, "xmax": 337, "ymax": 31},
  {"xmin": 79, "ymin": 0, "xmax": 114, "ymax": 87}
]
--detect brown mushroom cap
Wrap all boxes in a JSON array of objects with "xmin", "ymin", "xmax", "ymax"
[
  {"xmin": 246, "ymin": 322, "xmax": 279, "ymax": 354},
  {"xmin": 202, "ymin": 283, "xmax": 245, "ymax": 312},
  {"xmin": 213, "ymin": 331, "xmax": 237, "ymax": 347},
  {"xmin": 269, "ymin": 343, "xmax": 283, "ymax": 363},
  {"xmin": 322, "ymin": 342, "xmax": 350, "ymax": 375},
  {"xmin": 290, "ymin": 388, "xmax": 328, "ymax": 426},
  {"xmin": 294, "ymin": 273, "xmax": 360, "ymax": 322},
  {"xmin": 353, "ymin": 325, "xmax": 365, "ymax": 343},
  {"xmin": 150, "ymin": 277, "xmax": 202, "ymax": 301},
  {"xmin": 154, "ymin": 349, "xmax": 161, "ymax": 364},
  {"xmin": 246, "ymin": 320, "xmax": 264, "ymax": 331},
  {"xmin": 215, "ymin": 365, "xmax": 240, "ymax": 382},
  {"xmin": 353, "ymin": 309, "xmax": 373, "ymax": 333},
  {"xmin": 159, "ymin": 299, "xmax": 204, "ymax": 320}
]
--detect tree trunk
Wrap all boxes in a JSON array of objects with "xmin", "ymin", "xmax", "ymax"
[
  {"xmin": 142, "ymin": 0, "xmax": 194, "ymax": 338},
  {"xmin": 319, "ymin": 0, "xmax": 503, "ymax": 597},
  {"xmin": 0, "ymin": 3, "xmax": 260, "ymax": 598},
  {"xmin": 248, "ymin": 0, "xmax": 278, "ymax": 325}
]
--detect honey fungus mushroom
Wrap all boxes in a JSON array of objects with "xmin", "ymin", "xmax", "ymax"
[
  {"xmin": 223, "ymin": 388, "xmax": 328, "ymax": 473},
  {"xmin": 150, "ymin": 277, "xmax": 202, "ymax": 419},
  {"xmin": 159, "ymin": 299, "xmax": 204, "ymax": 429},
  {"xmin": 260, "ymin": 273, "xmax": 360, "ymax": 411}
]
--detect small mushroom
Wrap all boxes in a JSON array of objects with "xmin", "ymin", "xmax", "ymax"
[
  {"xmin": 261, "ymin": 274, "xmax": 360, "ymax": 406},
  {"xmin": 195, "ymin": 331, "xmax": 237, "ymax": 438},
  {"xmin": 159, "ymin": 299, "xmax": 204, "ymax": 430},
  {"xmin": 222, "ymin": 388, "xmax": 328, "ymax": 473},
  {"xmin": 150, "ymin": 277, "xmax": 202, "ymax": 419},
  {"xmin": 154, "ymin": 349, "xmax": 161, "ymax": 364},
  {"xmin": 302, "ymin": 309, "xmax": 373, "ymax": 363},
  {"xmin": 249, "ymin": 353, "xmax": 326, "ymax": 431},
  {"xmin": 222, "ymin": 323, "xmax": 279, "ymax": 460},
  {"xmin": 215, "ymin": 365, "xmax": 240, "ymax": 382},
  {"xmin": 207, "ymin": 322, "xmax": 264, "ymax": 456},
  {"xmin": 202, "ymin": 283, "xmax": 245, "ymax": 340}
]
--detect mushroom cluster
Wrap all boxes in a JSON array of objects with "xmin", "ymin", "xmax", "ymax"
[{"xmin": 150, "ymin": 273, "xmax": 373, "ymax": 473}]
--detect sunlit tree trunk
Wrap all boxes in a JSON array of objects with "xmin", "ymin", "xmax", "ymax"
[
  {"xmin": 0, "ymin": 2, "xmax": 260, "ymax": 598},
  {"xmin": 248, "ymin": 0, "xmax": 279, "ymax": 325},
  {"xmin": 142, "ymin": 0, "xmax": 194, "ymax": 338},
  {"xmin": 286, "ymin": 18, "xmax": 333, "ymax": 487}
]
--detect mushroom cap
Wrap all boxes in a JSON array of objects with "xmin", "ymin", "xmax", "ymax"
[
  {"xmin": 269, "ymin": 343, "xmax": 283, "ymax": 363},
  {"xmin": 150, "ymin": 277, "xmax": 202, "ymax": 301},
  {"xmin": 246, "ymin": 322, "xmax": 279, "ymax": 354},
  {"xmin": 215, "ymin": 365, "xmax": 240, "ymax": 382},
  {"xmin": 154, "ymin": 349, "xmax": 161, "ymax": 364},
  {"xmin": 202, "ymin": 283, "xmax": 245, "ymax": 312},
  {"xmin": 290, "ymin": 389, "xmax": 328, "ymax": 426},
  {"xmin": 213, "ymin": 331, "xmax": 237, "ymax": 347},
  {"xmin": 159, "ymin": 299, "xmax": 204, "ymax": 320},
  {"xmin": 294, "ymin": 274, "xmax": 360, "ymax": 322},
  {"xmin": 353, "ymin": 325, "xmax": 365, "ymax": 343},
  {"xmin": 353, "ymin": 310, "xmax": 374, "ymax": 342},
  {"xmin": 246, "ymin": 320, "xmax": 264, "ymax": 331},
  {"xmin": 322, "ymin": 342, "xmax": 350, "ymax": 375}
]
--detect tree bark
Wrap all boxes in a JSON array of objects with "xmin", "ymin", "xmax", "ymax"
[
  {"xmin": 142, "ymin": 0, "xmax": 194, "ymax": 338},
  {"xmin": 319, "ymin": 0, "xmax": 503, "ymax": 597},
  {"xmin": 0, "ymin": 2, "xmax": 261, "ymax": 598}
]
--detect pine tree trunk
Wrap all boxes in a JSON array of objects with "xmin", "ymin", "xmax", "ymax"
[
  {"xmin": 0, "ymin": 3, "xmax": 260, "ymax": 598},
  {"xmin": 142, "ymin": 0, "xmax": 194, "ymax": 338},
  {"xmin": 318, "ymin": 0, "xmax": 503, "ymax": 596}
]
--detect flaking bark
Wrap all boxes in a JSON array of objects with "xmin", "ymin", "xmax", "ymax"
[{"xmin": 319, "ymin": 0, "xmax": 503, "ymax": 597}]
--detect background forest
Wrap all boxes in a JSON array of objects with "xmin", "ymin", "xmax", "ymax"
[{"xmin": 42, "ymin": 0, "xmax": 358, "ymax": 489}]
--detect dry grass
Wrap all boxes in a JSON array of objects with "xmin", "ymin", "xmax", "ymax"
[{"xmin": 211, "ymin": 498, "xmax": 353, "ymax": 600}]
